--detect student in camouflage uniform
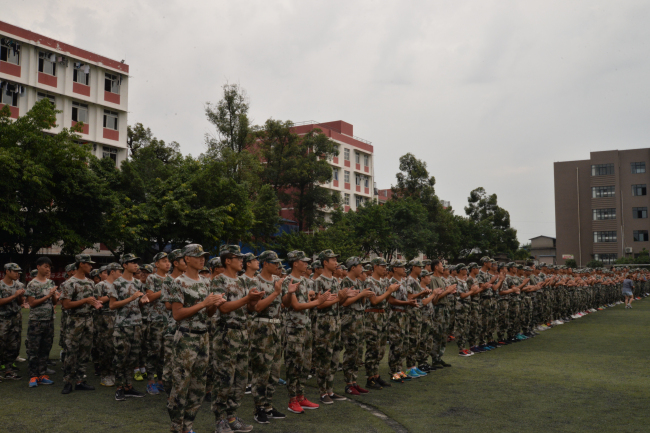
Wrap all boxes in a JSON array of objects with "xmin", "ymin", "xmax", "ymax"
[
  {"xmin": 249, "ymin": 250, "xmax": 287, "ymax": 424},
  {"xmin": 167, "ymin": 244, "xmax": 223, "ymax": 433},
  {"xmin": 239, "ymin": 253, "xmax": 259, "ymax": 396},
  {"xmin": 25, "ymin": 257, "xmax": 58, "ymax": 387},
  {"xmin": 466, "ymin": 263, "xmax": 485, "ymax": 353},
  {"xmin": 96, "ymin": 263, "xmax": 121, "ymax": 386},
  {"xmin": 60, "ymin": 254, "xmax": 100, "ymax": 394},
  {"xmin": 339, "ymin": 256, "xmax": 372, "ymax": 395},
  {"xmin": 144, "ymin": 252, "xmax": 171, "ymax": 395},
  {"xmin": 313, "ymin": 249, "xmax": 350, "ymax": 404},
  {"xmin": 387, "ymin": 260, "xmax": 417, "ymax": 382},
  {"xmin": 282, "ymin": 250, "xmax": 327, "ymax": 415},
  {"xmin": 0, "ymin": 263, "xmax": 25, "ymax": 381},
  {"xmin": 210, "ymin": 244, "xmax": 264, "ymax": 433},
  {"xmin": 430, "ymin": 260, "xmax": 456, "ymax": 368},
  {"xmin": 161, "ymin": 249, "xmax": 185, "ymax": 395},
  {"xmin": 109, "ymin": 254, "xmax": 150, "ymax": 400},
  {"xmin": 404, "ymin": 259, "xmax": 430, "ymax": 377}
]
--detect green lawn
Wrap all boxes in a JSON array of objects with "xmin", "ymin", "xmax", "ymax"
[{"xmin": 2, "ymin": 300, "xmax": 649, "ymax": 433}]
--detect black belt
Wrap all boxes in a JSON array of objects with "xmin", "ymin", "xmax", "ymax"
[
  {"xmin": 178, "ymin": 326, "xmax": 207, "ymax": 335},
  {"xmin": 391, "ymin": 308, "xmax": 406, "ymax": 313}
]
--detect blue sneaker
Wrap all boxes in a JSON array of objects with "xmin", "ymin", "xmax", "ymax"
[
  {"xmin": 155, "ymin": 382, "xmax": 165, "ymax": 393},
  {"xmin": 405, "ymin": 368, "xmax": 420, "ymax": 378},
  {"xmin": 29, "ymin": 377, "xmax": 38, "ymax": 388},
  {"xmin": 278, "ymin": 378, "xmax": 286, "ymax": 385},
  {"xmin": 146, "ymin": 383, "xmax": 159, "ymax": 395},
  {"xmin": 38, "ymin": 375, "xmax": 54, "ymax": 385},
  {"xmin": 414, "ymin": 367, "xmax": 427, "ymax": 376}
]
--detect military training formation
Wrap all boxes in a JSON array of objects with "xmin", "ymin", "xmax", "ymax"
[{"xmin": 1, "ymin": 246, "xmax": 648, "ymax": 433}]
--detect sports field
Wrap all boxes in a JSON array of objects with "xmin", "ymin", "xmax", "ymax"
[{"xmin": 2, "ymin": 300, "xmax": 649, "ymax": 433}]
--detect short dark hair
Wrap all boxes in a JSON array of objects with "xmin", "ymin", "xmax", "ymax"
[
  {"xmin": 431, "ymin": 259, "xmax": 441, "ymax": 269},
  {"xmin": 35, "ymin": 257, "xmax": 53, "ymax": 267}
]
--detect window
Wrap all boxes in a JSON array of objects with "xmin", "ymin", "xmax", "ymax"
[
  {"xmin": 356, "ymin": 195, "xmax": 364, "ymax": 208},
  {"xmin": 631, "ymin": 162, "xmax": 646, "ymax": 174},
  {"xmin": 344, "ymin": 193, "xmax": 350, "ymax": 206},
  {"xmin": 344, "ymin": 148, "xmax": 350, "ymax": 161},
  {"xmin": 593, "ymin": 231, "xmax": 617, "ymax": 243},
  {"xmin": 103, "ymin": 110, "xmax": 118, "ymax": 130},
  {"xmin": 632, "ymin": 184, "xmax": 647, "ymax": 196},
  {"xmin": 0, "ymin": 38, "xmax": 20, "ymax": 65},
  {"xmin": 1, "ymin": 85, "xmax": 18, "ymax": 106},
  {"xmin": 73, "ymin": 66, "xmax": 89, "ymax": 85},
  {"xmin": 332, "ymin": 168, "xmax": 339, "ymax": 182},
  {"xmin": 105, "ymin": 73, "xmax": 120, "ymax": 94},
  {"xmin": 594, "ymin": 254, "xmax": 617, "ymax": 265},
  {"xmin": 38, "ymin": 52, "xmax": 56, "ymax": 76},
  {"xmin": 364, "ymin": 154, "xmax": 369, "ymax": 167},
  {"xmin": 102, "ymin": 146, "xmax": 117, "ymax": 163},
  {"xmin": 36, "ymin": 92, "xmax": 55, "ymax": 106},
  {"xmin": 355, "ymin": 174, "xmax": 361, "ymax": 186},
  {"xmin": 364, "ymin": 176, "xmax": 369, "ymax": 188},
  {"xmin": 592, "ymin": 208, "xmax": 616, "ymax": 220},
  {"xmin": 634, "ymin": 230, "xmax": 649, "ymax": 242},
  {"xmin": 72, "ymin": 101, "xmax": 89, "ymax": 123},
  {"xmin": 355, "ymin": 152, "xmax": 360, "ymax": 164},
  {"xmin": 592, "ymin": 186, "xmax": 615, "ymax": 198},
  {"xmin": 329, "ymin": 145, "xmax": 339, "ymax": 162},
  {"xmin": 591, "ymin": 163, "xmax": 614, "ymax": 176},
  {"xmin": 632, "ymin": 207, "xmax": 648, "ymax": 219},
  {"xmin": 344, "ymin": 170, "xmax": 350, "ymax": 184}
]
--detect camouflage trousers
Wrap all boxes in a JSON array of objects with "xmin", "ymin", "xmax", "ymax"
[
  {"xmin": 144, "ymin": 320, "xmax": 166, "ymax": 380},
  {"xmin": 284, "ymin": 326, "xmax": 310, "ymax": 398},
  {"xmin": 508, "ymin": 299, "xmax": 521, "ymax": 337},
  {"xmin": 63, "ymin": 315, "xmax": 93, "ymax": 384},
  {"xmin": 521, "ymin": 296, "xmax": 533, "ymax": 333},
  {"xmin": 313, "ymin": 315, "xmax": 341, "ymax": 394},
  {"xmin": 91, "ymin": 312, "xmax": 100, "ymax": 366},
  {"xmin": 496, "ymin": 300, "xmax": 509, "ymax": 341},
  {"xmin": 453, "ymin": 302, "xmax": 470, "ymax": 350},
  {"xmin": 0, "ymin": 318, "xmax": 20, "ymax": 369},
  {"xmin": 113, "ymin": 325, "xmax": 142, "ymax": 388},
  {"xmin": 59, "ymin": 310, "xmax": 70, "ymax": 352},
  {"xmin": 431, "ymin": 305, "xmax": 451, "ymax": 363},
  {"xmin": 139, "ymin": 319, "xmax": 149, "ymax": 369},
  {"xmin": 406, "ymin": 308, "xmax": 422, "ymax": 368},
  {"xmin": 211, "ymin": 327, "xmax": 249, "ymax": 420},
  {"xmin": 26, "ymin": 319, "xmax": 54, "ymax": 378},
  {"xmin": 417, "ymin": 312, "xmax": 434, "ymax": 365},
  {"xmin": 341, "ymin": 311, "xmax": 364, "ymax": 383},
  {"xmin": 468, "ymin": 301, "xmax": 481, "ymax": 347},
  {"xmin": 95, "ymin": 314, "xmax": 115, "ymax": 377},
  {"xmin": 479, "ymin": 298, "xmax": 496, "ymax": 345},
  {"xmin": 8, "ymin": 311, "xmax": 22, "ymax": 362},
  {"xmin": 364, "ymin": 312, "xmax": 387, "ymax": 377},
  {"xmin": 167, "ymin": 330, "xmax": 209, "ymax": 433},
  {"xmin": 249, "ymin": 320, "xmax": 282, "ymax": 409},
  {"xmin": 387, "ymin": 311, "xmax": 407, "ymax": 374},
  {"xmin": 163, "ymin": 326, "xmax": 177, "ymax": 393}
]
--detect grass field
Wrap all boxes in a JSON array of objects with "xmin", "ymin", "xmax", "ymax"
[{"xmin": 2, "ymin": 299, "xmax": 650, "ymax": 433}]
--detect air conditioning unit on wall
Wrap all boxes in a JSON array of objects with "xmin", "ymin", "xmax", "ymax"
[{"xmin": 625, "ymin": 247, "xmax": 633, "ymax": 253}]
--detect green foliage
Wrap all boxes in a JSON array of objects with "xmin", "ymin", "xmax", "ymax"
[
  {"xmin": 205, "ymin": 83, "xmax": 253, "ymax": 154},
  {"xmin": 586, "ymin": 260, "xmax": 604, "ymax": 268},
  {"xmin": 565, "ymin": 259, "xmax": 578, "ymax": 268}
]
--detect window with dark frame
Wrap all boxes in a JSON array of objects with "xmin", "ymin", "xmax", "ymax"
[
  {"xmin": 38, "ymin": 51, "xmax": 56, "ymax": 76},
  {"xmin": 344, "ymin": 148, "xmax": 350, "ymax": 161},
  {"xmin": 592, "ymin": 208, "xmax": 616, "ymax": 220},
  {"xmin": 36, "ymin": 92, "xmax": 55, "ymax": 105},
  {"xmin": 591, "ymin": 186, "xmax": 615, "ymax": 198},
  {"xmin": 1, "ymin": 86, "xmax": 18, "ymax": 106},
  {"xmin": 631, "ymin": 162, "xmax": 646, "ymax": 174},
  {"xmin": 594, "ymin": 253, "xmax": 617, "ymax": 264},
  {"xmin": 633, "ymin": 230, "xmax": 649, "ymax": 242},
  {"xmin": 632, "ymin": 207, "xmax": 648, "ymax": 219},
  {"xmin": 344, "ymin": 170, "xmax": 350, "ymax": 183},
  {"xmin": 364, "ymin": 176, "xmax": 369, "ymax": 188},
  {"xmin": 0, "ymin": 38, "xmax": 20, "ymax": 65},
  {"xmin": 591, "ymin": 163, "xmax": 614, "ymax": 176},
  {"xmin": 73, "ymin": 67, "xmax": 89, "ymax": 85},
  {"xmin": 103, "ymin": 109, "xmax": 118, "ymax": 130},
  {"xmin": 104, "ymin": 73, "xmax": 120, "ymax": 94},
  {"xmin": 364, "ymin": 154, "xmax": 369, "ymax": 167},
  {"xmin": 102, "ymin": 146, "xmax": 117, "ymax": 164},
  {"xmin": 593, "ymin": 231, "xmax": 617, "ymax": 243},
  {"xmin": 355, "ymin": 174, "xmax": 361, "ymax": 186},
  {"xmin": 356, "ymin": 195, "xmax": 364, "ymax": 208},
  {"xmin": 344, "ymin": 193, "xmax": 350, "ymax": 206},
  {"xmin": 332, "ymin": 168, "xmax": 339, "ymax": 182},
  {"xmin": 72, "ymin": 101, "xmax": 89, "ymax": 123},
  {"xmin": 632, "ymin": 184, "xmax": 647, "ymax": 196}
]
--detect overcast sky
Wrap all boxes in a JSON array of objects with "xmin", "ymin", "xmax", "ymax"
[{"xmin": 9, "ymin": 0, "xmax": 650, "ymax": 244}]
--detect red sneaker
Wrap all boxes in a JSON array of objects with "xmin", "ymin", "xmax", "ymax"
[
  {"xmin": 287, "ymin": 397, "xmax": 304, "ymax": 414},
  {"xmin": 345, "ymin": 385, "xmax": 360, "ymax": 395},
  {"xmin": 297, "ymin": 395, "xmax": 319, "ymax": 409},
  {"xmin": 353, "ymin": 384, "xmax": 369, "ymax": 394}
]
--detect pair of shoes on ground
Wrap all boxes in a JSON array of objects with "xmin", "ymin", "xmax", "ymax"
[
  {"xmin": 29, "ymin": 375, "xmax": 54, "ymax": 387},
  {"xmin": 253, "ymin": 406, "xmax": 286, "ymax": 425}
]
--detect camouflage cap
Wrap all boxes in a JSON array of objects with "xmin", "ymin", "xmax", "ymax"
[
  {"xmin": 318, "ymin": 249, "xmax": 340, "ymax": 262},
  {"xmin": 391, "ymin": 259, "xmax": 406, "ymax": 268},
  {"xmin": 4, "ymin": 263, "xmax": 23, "ymax": 272},
  {"xmin": 168, "ymin": 249, "xmax": 183, "ymax": 263},
  {"xmin": 259, "ymin": 250, "xmax": 282, "ymax": 264},
  {"xmin": 515, "ymin": 264, "xmax": 524, "ymax": 270},
  {"xmin": 106, "ymin": 262, "xmax": 123, "ymax": 272},
  {"xmin": 75, "ymin": 254, "xmax": 96, "ymax": 264},
  {"xmin": 153, "ymin": 252, "xmax": 168, "ymax": 262},
  {"xmin": 200, "ymin": 266, "xmax": 210, "ymax": 273},
  {"xmin": 99, "ymin": 265, "xmax": 108, "ymax": 274},
  {"xmin": 29, "ymin": 269, "xmax": 38, "ymax": 277},
  {"xmin": 370, "ymin": 257, "xmax": 388, "ymax": 267},
  {"xmin": 310, "ymin": 260, "xmax": 323, "ymax": 269},
  {"xmin": 89, "ymin": 269, "xmax": 100, "ymax": 278},
  {"xmin": 408, "ymin": 259, "xmax": 424, "ymax": 268},
  {"xmin": 506, "ymin": 262, "xmax": 516, "ymax": 268},
  {"xmin": 242, "ymin": 252, "xmax": 259, "ymax": 263},
  {"xmin": 208, "ymin": 257, "xmax": 223, "ymax": 269},
  {"xmin": 281, "ymin": 267, "xmax": 290, "ymax": 275},
  {"xmin": 65, "ymin": 263, "xmax": 77, "ymax": 273},
  {"xmin": 183, "ymin": 244, "xmax": 210, "ymax": 258},
  {"xmin": 345, "ymin": 256, "xmax": 362, "ymax": 269},
  {"xmin": 120, "ymin": 253, "xmax": 140, "ymax": 264},
  {"xmin": 219, "ymin": 244, "xmax": 244, "ymax": 258},
  {"xmin": 364, "ymin": 264, "xmax": 373, "ymax": 272},
  {"xmin": 422, "ymin": 259, "xmax": 432, "ymax": 265},
  {"xmin": 523, "ymin": 266, "xmax": 532, "ymax": 271},
  {"xmin": 479, "ymin": 256, "xmax": 492, "ymax": 265},
  {"xmin": 287, "ymin": 250, "xmax": 311, "ymax": 263},
  {"xmin": 420, "ymin": 270, "xmax": 432, "ymax": 278},
  {"xmin": 139, "ymin": 264, "xmax": 154, "ymax": 274},
  {"xmin": 468, "ymin": 262, "xmax": 479, "ymax": 270},
  {"xmin": 456, "ymin": 263, "xmax": 468, "ymax": 271}
]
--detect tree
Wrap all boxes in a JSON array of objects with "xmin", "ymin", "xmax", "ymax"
[
  {"xmin": 0, "ymin": 101, "xmax": 114, "ymax": 269},
  {"xmin": 565, "ymin": 259, "xmax": 577, "ymax": 268},
  {"xmin": 205, "ymin": 83, "xmax": 253, "ymax": 154},
  {"xmin": 586, "ymin": 259, "xmax": 604, "ymax": 268},
  {"xmin": 465, "ymin": 187, "xmax": 519, "ymax": 257}
]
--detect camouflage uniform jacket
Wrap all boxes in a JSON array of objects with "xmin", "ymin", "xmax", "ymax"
[
  {"xmin": 168, "ymin": 274, "xmax": 210, "ymax": 332},
  {"xmin": 340, "ymin": 276, "xmax": 364, "ymax": 313},
  {"xmin": 25, "ymin": 278, "xmax": 56, "ymax": 321},
  {"xmin": 314, "ymin": 275, "xmax": 341, "ymax": 317},
  {"xmin": 254, "ymin": 274, "xmax": 282, "ymax": 320},
  {"xmin": 405, "ymin": 275, "xmax": 423, "ymax": 308},
  {"xmin": 108, "ymin": 276, "xmax": 144, "ymax": 327},
  {"xmin": 160, "ymin": 275, "xmax": 178, "ymax": 327},
  {"xmin": 282, "ymin": 275, "xmax": 310, "ymax": 328},
  {"xmin": 211, "ymin": 274, "xmax": 249, "ymax": 328},
  {"xmin": 144, "ymin": 273, "xmax": 167, "ymax": 323},
  {"xmin": 388, "ymin": 277, "xmax": 408, "ymax": 311},
  {"xmin": 477, "ymin": 270, "xmax": 494, "ymax": 297},
  {"xmin": 94, "ymin": 281, "xmax": 116, "ymax": 316},
  {"xmin": 60, "ymin": 276, "xmax": 95, "ymax": 316},
  {"xmin": 455, "ymin": 277, "xmax": 471, "ymax": 306},
  {"xmin": 365, "ymin": 276, "xmax": 388, "ymax": 310}
]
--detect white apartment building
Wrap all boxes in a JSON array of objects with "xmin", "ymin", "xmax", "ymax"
[
  {"xmin": 292, "ymin": 120, "xmax": 375, "ymax": 213},
  {"xmin": 0, "ymin": 21, "xmax": 129, "ymax": 165}
]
